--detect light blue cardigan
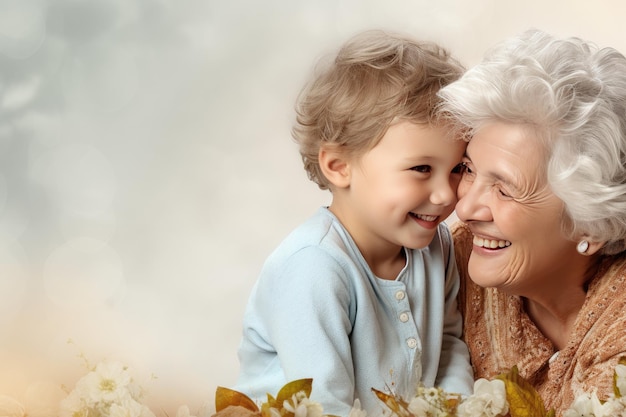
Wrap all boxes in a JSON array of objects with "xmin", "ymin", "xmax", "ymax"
[{"xmin": 235, "ymin": 207, "xmax": 473, "ymax": 416}]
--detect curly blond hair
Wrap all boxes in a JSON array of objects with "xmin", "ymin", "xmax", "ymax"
[{"xmin": 292, "ymin": 30, "xmax": 464, "ymax": 190}]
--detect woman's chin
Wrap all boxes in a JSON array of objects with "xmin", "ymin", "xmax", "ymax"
[{"xmin": 467, "ymin": 259, "xmax": 507, "ymax": 289}]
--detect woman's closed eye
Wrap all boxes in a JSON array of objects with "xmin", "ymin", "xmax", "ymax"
[{"xmin": 496, "ymin": 185, "xmax": 514, "ymax": 200}]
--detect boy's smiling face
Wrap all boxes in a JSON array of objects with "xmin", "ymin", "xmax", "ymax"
[{"xmin": 329, "ymin": 121, "xmax": 465, "ymax": 267}]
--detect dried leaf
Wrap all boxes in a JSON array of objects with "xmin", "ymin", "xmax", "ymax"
[
  {"xmin": 215, "ymin": 387, "xmax": 259, "ymax": 413},
  {"xmin": 259, "ymin": 379, "xmax": 314, "ymax": 417},
  {"xmin": 496, "ymin": 366, "xmax": 551, "ymax": 417},
  {"xmin": 371, "ymin": 388, "xmax": 410, "ymax": 417},
  {"xmin": 276, "ymin": 378, "xmax": 313, "ymax": 404}
]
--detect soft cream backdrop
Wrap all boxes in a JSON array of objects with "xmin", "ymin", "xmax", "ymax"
[{"xmin": 1, "ymin": 0, "xmax": 625, "ymax": 414}]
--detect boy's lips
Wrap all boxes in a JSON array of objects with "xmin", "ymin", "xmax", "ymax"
[
  {"xmin": 410, "ymin": 213, "xmax": 438, "ymax": 222},
  {"xmin": 409, "ymin": 212, "xmax": 440, "ymax": 230}
]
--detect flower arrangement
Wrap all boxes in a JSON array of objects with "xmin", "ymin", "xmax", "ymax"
[
  {"xmin": 562, "ymin": 358, "xmax": 626, "ymax": 417},
  {"xmin": 57, "ymin": 358, "xmax": 211, "ymax": 417},
  {"xmin": 0, "ymin": 354, "xmax": 208, "ymax": 417},
  {"xmin": 213, "ymin": 379, "xmax": 329, "ymax": 417},
  {"xmin": 1, "ymin": 356, "xmax": 625, "ymax": 417},
  {"xmin": 214, "ymin": 359, "xmax": 626, "ymax": 417},
  {"xmin": 59, "ymin": 360, "xmax": 156, "ymax": 417}
]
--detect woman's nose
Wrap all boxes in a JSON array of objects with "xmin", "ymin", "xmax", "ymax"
[{"xmin": 455, "ymin": 180, "xmax": 492, "ymax": 222}]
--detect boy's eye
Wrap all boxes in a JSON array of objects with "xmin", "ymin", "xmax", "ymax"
[
  {"xmin": 411, "ymin": 165, "xmax": 431, "ymax": 173},
  {"xmin": 451, "ymin": 162, "xmax": 466, "ymax": 174}
]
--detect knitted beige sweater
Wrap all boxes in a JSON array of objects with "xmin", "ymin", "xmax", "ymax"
[{"xmin": 452, "ymin": 222, "xmax": 626, "ymax": 416}]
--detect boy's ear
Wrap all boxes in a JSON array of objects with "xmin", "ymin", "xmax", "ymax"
[{"xmin": 319, "ymin": 146, "xmax": 351, "ymax": 188}]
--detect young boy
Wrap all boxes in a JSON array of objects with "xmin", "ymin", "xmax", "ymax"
[{"xmin": 234, "ymin": 30, "xmax": 473, "ymax": 416}]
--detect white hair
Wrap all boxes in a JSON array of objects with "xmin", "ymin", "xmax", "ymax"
[{"xmin": 438, "ymin": 29, "xmax": 626, "ymax": 255}]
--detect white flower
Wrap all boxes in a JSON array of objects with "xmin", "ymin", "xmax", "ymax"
[
  {"xmin": 267, "ymin": 407, "xmax": 281, "ymax": 417},
  {"xmin": 563, "ymin": 392, "xmax": 600, "ymax": 417},
  {"xmin": 282, "ymin": 392, "xmax": 324, "ymax": 417},
  {"xmin": 564, "ymin": 391, "xmax": 626, "ymax": 417},
  {"xmin": 59, "ymin": 359, "xmax": 154, "ymax": 417},
  {"xmin": 615, "ymin": 364, "xmax": 626, "ymax": 397},
  {"xmin": 457, "ymin": 379, "xmax": 508, "ymax": 417},
  {"xmin": 407, "ymin": 396, "xmax": 438, "ymax": 416},
  {"xmin": 595, "ymin": 397, "xmax": 626, "ymax": 417},
  {"xmin": 82, "ymin": 361, "xmax": 134, "ymax": 404},
  {"xmin": 347, "ymin": 399, "xmax": 367, "ymax": 417}
]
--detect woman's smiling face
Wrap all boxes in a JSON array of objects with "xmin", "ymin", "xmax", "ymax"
[{"xmin": 455, "ymin": 122, "xmax": 580, "ymax": 296}]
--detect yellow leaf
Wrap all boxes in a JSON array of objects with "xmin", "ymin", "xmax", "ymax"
[
  {"xmin": 496, "ymin": 366, "xmax": 552, "ymax": 417},
  {"xmin": 276, "ymin": 378, "xmax": 313, "ymax": 404},
  {"xmin": 215, "ymin": 386, "xmax": 259, "ymax": 413},
  {"xmin": 371, "ymin": 388, "xmax": 410, "ymax": 417},
  {"xmin": 260, "ymin": 402, "xmax": 273, "ymax": 417},
  {"xmin": 264, "ymin": 394, "xmax": 277, "ymax": 409},
  {"xmin": 258, "ymin": 379, "xmax": 313, "ymax": 417}
]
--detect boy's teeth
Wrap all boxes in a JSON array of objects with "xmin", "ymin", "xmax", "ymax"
[
  {"xmin": 473, "ymin": 236, "xmax": 511, "ymax": 249},
  {"xmin": 416, "ymin": 214, "xmax": 437, "ymax": 222}
]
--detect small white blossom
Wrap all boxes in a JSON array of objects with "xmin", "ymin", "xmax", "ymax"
[
  {"xmin": 563, "ymin": 392, "xmax": 600, "ymax": 417},
  {"xmin": 594, "ymin": 397, "xmax": 626, "ymax": 417},
  {"xmin": 407, "ymin": 396, "xmax": 438, "ymax": 416},
  {"xmin": 267, "ymin": 407, "xmax": 282, "ymax": 417},
  {"xmin": 59, "ymin": 359, "xmax": 154, "ymax": 417},
  {"xmin": 282, "ymin": 392, "xmax": 323, "ymax": 417},
  {"xmin": 564, "ymin": 391, "xmax": 626, "ymax": 417},
  {"xmin": 347, "ymin": 399, "xmax": 367, "ymax": 417},
  {"xmin": 457, "ymin": 379, "xmax": 508, "ymax": 417}
]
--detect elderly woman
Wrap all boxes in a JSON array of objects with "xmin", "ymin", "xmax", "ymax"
[{"xmin": 437, "ymin": 29, "xmax": 626, "ymax": 415}]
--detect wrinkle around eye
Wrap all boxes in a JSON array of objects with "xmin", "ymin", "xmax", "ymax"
[{"xmin": 460, "ymin": 170, "xmax": 475, "ymax": 183}]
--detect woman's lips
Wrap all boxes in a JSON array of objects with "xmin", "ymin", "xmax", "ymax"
[{"xmin": 473, "ymin": 235, "xmax": 511, "ymax": 249}]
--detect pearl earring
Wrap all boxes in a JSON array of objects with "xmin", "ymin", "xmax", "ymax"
[{"xmin": 577, "ymin": 240, "xmax": 589, "ymax": 254}]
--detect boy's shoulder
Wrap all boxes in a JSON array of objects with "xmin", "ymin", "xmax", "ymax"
[
  {"xmin": 267, "ymin": 207, "xmax": 346, "ymax": 260},
  {"xmin": 259, "ymin": 207, "xmax": 363, "ymax": 286}
]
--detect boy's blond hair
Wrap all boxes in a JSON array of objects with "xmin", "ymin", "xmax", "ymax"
[{"xmin": 292, "ymin": 30, "xmax": 464, "ymax": 190}]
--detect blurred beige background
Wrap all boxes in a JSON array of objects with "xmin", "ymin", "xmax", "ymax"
[{"xmin": 1, "ymin": 0, "xmax": 625, "ymax": 414}]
